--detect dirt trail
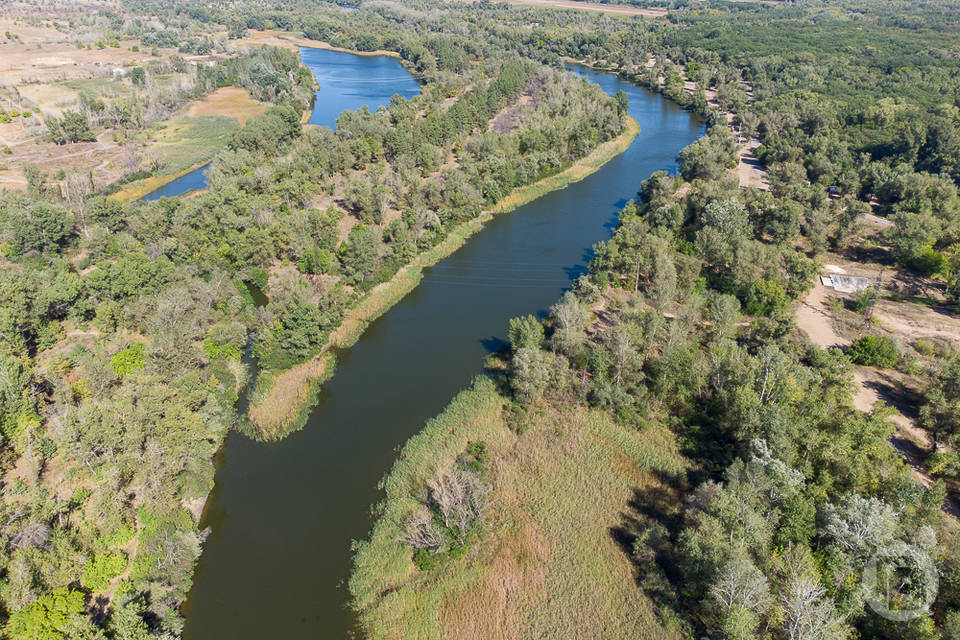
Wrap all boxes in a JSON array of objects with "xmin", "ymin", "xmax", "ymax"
[
  {"xmin": 497, "ymin": 0, "xmax": 668, "ymax": 16},
  {"xmin": 736, "ymin": 138, "xmax": 768, "ymax": 190},
  {"xmin": 795, "ymin": 281, "xmax": 960, "ymax": 517}
]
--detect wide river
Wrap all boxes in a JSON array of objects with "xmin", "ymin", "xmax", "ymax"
[{"xmin": 182, "ymin": 49, "xmax": 702, "ymax": 639}]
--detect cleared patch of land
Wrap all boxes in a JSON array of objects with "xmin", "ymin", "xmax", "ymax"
[
  {"xmin": 498, "ymin": 0, "xmax": 668, "ymax": 17},
  {"xmin": 350, "ymin": 377, "xmax": 687, "ymax": 639},
  {"xmin": 794, "ymin": 258, "xmax": 960, "ymax": 517},
  {"xmin": 186, "ymin": 86, "xmax": 266, "ymax": 125}
]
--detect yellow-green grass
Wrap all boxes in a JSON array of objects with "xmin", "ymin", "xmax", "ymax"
[
  {"xmin": 350, "ymin": 377, "xmax": 689, "ymax": 640},
  {"xmin": 62, "ymin": 77, "xmax": 134, "ymax": 99},
  {"xmin": 244, "ymin": 353, "xmax": 335, "ymax": 441},
  {"xmin": 245, "ymin": 116, "xmax": 641, "ymax": 438},
  {"xmin": 111, "ymin": 114, "xmax": 237, "ymax": 202},
  {"xmin": 186, "ymin": 86, "xmax": 266, "ymax": 124}
]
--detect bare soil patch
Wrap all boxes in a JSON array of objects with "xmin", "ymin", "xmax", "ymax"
[
  {"xmin": 497, "ymin": 0, "xmax": 668, "ymax": 17},
  {"xmin": 186, "ymin": 87, "xmax": 265, "ymax": 125},
  {"xmin": 795, "ymin": 263, "xmax": 960, "ymax": 517}
]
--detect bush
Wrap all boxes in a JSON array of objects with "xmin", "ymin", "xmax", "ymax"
[
  {"xmin": 744, "ymin": 279, "xmax": 789, "ymax": 317},
  {"xmin": 910, "ymin": 246, "xmax": 946, "ymax": 277},
  {"xmin": 297, "ymin": 247, "xmax": 333, "ymax": 275},
  {"xmin": 81, "ymin": 552, "xmax": 127, "ymax": 592},
  {"xmin": 854, "ymin": 286, "xmax": 879, "ymax": 315},
  {"xmin": 848, "ymin": 335, "xmax": 899, "ymax": 368},
  {"xmin": 110, "ymin": 342, "xmax": 146, "ymax": 377}
]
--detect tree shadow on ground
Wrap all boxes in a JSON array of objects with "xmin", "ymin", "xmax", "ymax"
[{"xmin": 609, "ymin": 469, "xmax": 694, "ymax": 623}]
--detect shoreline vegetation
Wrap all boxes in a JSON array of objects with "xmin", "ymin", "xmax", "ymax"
[
  {"xmin": 112, "ymin": 37, "xmax": 391, "ymax": 204},
  {"xmin": 111, "ymin": 88, "xmax": 267, "ymax": 202},
  {"xmin": 244, "ymin": 115, "xmax": 641, "ymax": 439}
]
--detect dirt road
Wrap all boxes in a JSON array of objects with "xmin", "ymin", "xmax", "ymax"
[
  {"xmin": 796, "ymin": 280, "xmax": 960, "ymax": 517},
  {"xmin": 498, "ymin": 0, "xmax": 668, "ymax": 17}
]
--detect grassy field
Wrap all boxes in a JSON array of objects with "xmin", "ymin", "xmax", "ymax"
[
  {"xmin": 245, "ymin": 116, "xmax": 641, "ymax": 439},
  {"xmin": 350, "ymin": 377, "xmax": 689, "ymax": 639},
  {"xmin": 186, "ymin": 86, "xmax": 266, "ymax": 124},
  {"xmin": 111, "ymin": 114, "xmax": 237, "ymax": 201},
  {"xmin": 110, "ymin": 88, "xmax": 264, "ymax": 201}
]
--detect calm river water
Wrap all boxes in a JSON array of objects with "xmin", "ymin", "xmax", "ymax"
[
  {"xmin": 142, "ymin": 46, "xmax": 418, "ymax": 200},
  {"xmin": 181, "ymin": 53, "xmax": 702, "ymax": 639}
]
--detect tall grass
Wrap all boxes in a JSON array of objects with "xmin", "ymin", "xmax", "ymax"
[{"xmin": 350, "ymin": 379, "xmax": 689, "ymax": 640}]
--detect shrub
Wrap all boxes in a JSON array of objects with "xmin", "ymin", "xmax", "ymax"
[
  {"xmin": 912, "ymin": 247, "xmax": 946, "ymax": 277},
  {"xmin": 81, "ymin": 551, "xmax": 127, "ymax": 592},
  {"xmin": 297, "ymin": 247, "xmax": 333, "ymax": 275},
  {"xmin": 848, "ymin": 335, "xmax": 899, "ymax": 368},
  {"xmin": 855, "ymin": 286, "xmax": 879, "ymax": 315},
  {"xmin": 744, "ymin": 279, "xmax": 789, "ymax": 317},
  {"xmin": 110, "ymin": 342, "xmax": 146, "ymax": 377}
]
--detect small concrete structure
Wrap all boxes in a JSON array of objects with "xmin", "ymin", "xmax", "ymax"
[{"xmin": 820, "ymin": 275, "xmax": 872, "ymax": 294}]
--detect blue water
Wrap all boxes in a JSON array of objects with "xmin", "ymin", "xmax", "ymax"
[
  {"xmin": 300, "ymin": 46, "xmax": 421, "ymax": 127},
  {"xmin": 182, "ymin": 58, "xmax": 703, "ymax": 640},
  {"xmin": 140, "ymin": 48, "xmax": 419, "ymax": 201},
  {"xmin": 140, "ymin": 163, "xmax": 210, "ymax": 201}
]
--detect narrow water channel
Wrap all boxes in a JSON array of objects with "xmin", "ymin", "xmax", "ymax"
[
  {"xmin": 141, "ymin": 162, "xmax": 211, "ymax": 201},
  {"xmin": 141, "ymin": 46, "xmax": 418, "ymax": 200},
  {"xmin": 182, "ymin": 59, "xmax": 703, "ymax": 639}
]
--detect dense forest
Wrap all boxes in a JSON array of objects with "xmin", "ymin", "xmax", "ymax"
[
  {"xmin": 0, "ymin": 1, "xmax": 629, "ymax": 637},
  {"xmin": 348, "ymin": 0, "xmax": 960, "ymax": 639},
  {"xmin": 2, "ymin": 0, "xmax": 960, "ymax": 638}
]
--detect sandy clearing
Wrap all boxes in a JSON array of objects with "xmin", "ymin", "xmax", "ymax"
[
  {"xmin": 796, "ymin": 281, "xmax": 960, "ymax": 517},
  {"xmin": 874, "ymin": 301, "xmax": 960, "ymax": 347},
  {"xmin": 498, "ymin": 0, "xmax": 668, "ymax": 17},
  {"xmin": 795, "ymin": 281, "xmax": 848, "ymax": 348},
  {"xmin": 736, "ymin": 137, "xmax": 768, "ymax": 190}
]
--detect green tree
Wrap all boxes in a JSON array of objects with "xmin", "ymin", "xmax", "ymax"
[
  {"xmin": 508, "ymin": 315, "xmax": 544, "ymax": 352},
  {"xmin": 6, "ymin": 587, "xmax": 85, "ymax": 640},
  {"xmin": 129, "ymin": 66, "xmax": 146, "ymax": 86}
]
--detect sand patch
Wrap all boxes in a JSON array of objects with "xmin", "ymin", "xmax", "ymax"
[{"xmin": 187, "ymin": 86, "xmax": 265, "ymax": 125}]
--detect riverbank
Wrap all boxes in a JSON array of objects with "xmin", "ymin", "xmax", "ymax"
[
  {"xmin": 111, "ymin": 88, "xmax": 266, "ymax": 202},
  {"xmin": 245, "ymin": 115, "xmax": 641, "ymax": 439},
  {"xmin": 349, "ymin": 375, "xmax": 688, "ymax": 639}
]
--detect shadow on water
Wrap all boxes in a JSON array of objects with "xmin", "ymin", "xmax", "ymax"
[{"xmin": 182, "ymin": 52, "xmax": 704, "ymax": 640}]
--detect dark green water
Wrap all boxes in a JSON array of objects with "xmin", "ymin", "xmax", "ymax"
[{"xmin": 181, "ymin": 59, "xmax": 703, "ymax": 639}]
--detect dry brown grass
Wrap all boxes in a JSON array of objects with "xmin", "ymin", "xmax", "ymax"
[
  {"xmin": 497, "ymin": 0, "xmax": 668, "ymax": 17},
  {"xmin": 186, "ymin": 87, "xmax": 265, "ymax": 125},
  {"xmin": 351, "ymin": 377, "xmax": 688, "ymax": 639},
  {"xmin": 246, "ymin": 353, "xmax": 333, "ymax": 440},
  {"xmin": 441, "ymin": 517, "xmax": 550, "ymax": 640}
]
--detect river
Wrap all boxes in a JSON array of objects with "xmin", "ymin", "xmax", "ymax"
[
  {"xmin": 181, "ymin": 54, "xmax": 703, "ymax": 639},
  {"xmin": 141, "ymin": 46, "xmax": 419, "ymax": 200}
]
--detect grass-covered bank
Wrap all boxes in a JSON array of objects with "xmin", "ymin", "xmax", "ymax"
[
  {"xmin": 110, "ymin": 88, "xmax": 267, "ymax": 202},
  {"xmin": 244, "ymin": 115, "xmax": 641, "ymax": 439},
  {"xmin": 348, "ymin": 375, "xmax": 689, "ymax": 639}
]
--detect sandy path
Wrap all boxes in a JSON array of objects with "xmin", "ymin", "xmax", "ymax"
[
  {"xmin": 795, "ymin": 283, "xmax": 959, "ymax": 517},
  {"xmin": 498, "ymin": 0, "xmax": 667, "ymax": 16},
  {"xmin": 736, "ymin": 138, "xmax": 768, "ymax": 190}
]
